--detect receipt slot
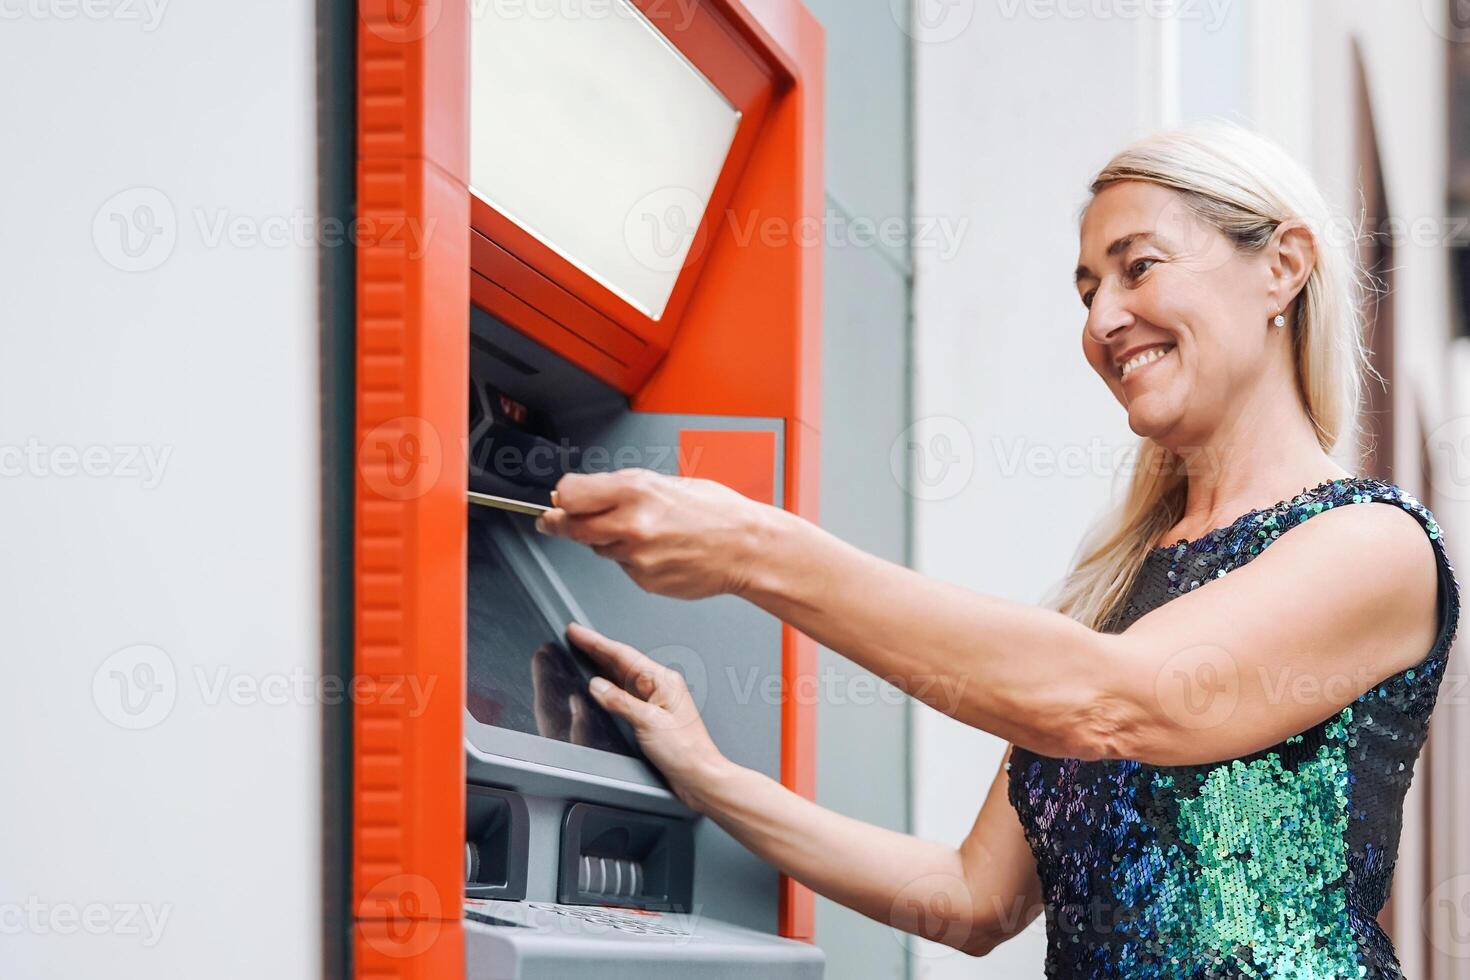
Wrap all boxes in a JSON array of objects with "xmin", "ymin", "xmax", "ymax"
[{"xmin": 352, "ymin": 1, "xmax": 826, "ymax": 978}]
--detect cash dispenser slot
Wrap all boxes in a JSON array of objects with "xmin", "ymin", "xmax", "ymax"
[
  {"xmin": 558, "ymin": 803, "xmax": 694, "ymax": 911},
  {"xmin": 465, "ymin": 785, "xmax": 530, "ymax": 900}
]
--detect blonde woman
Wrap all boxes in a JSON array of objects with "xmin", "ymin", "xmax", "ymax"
[{"xmin": 536, "ymin": 120, "xmax": 1461, "ymax": 978}]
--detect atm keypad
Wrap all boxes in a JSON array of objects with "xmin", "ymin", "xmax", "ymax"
[{"xmin": 526, "ymin": 902, "xmax": 693, "ymax": 937}]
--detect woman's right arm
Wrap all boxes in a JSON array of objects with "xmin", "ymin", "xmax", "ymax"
[
  {"xmin": 689, "ymin": 743, "xmax": 1043, "ymax": 956},
  {"xmin": 569, "ymin": 619, "xmax": 1042, "ymax": 956}
]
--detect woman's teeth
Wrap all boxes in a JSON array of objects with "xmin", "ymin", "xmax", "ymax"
[{"xmin": 1120, "ymin": 345, "xmax": 1174, "ymax": 380}]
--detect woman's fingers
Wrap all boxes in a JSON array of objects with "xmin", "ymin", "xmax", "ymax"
[
  {"xmin": 537, "ymin": 508, "xmax": 626, "ymax": 547},
  {"xmin": 539, "ymin": 471, "xmax": 661, "ymax": 540},
  {"xmin": 566, "ymin": 623, "xmax": 691, "ymax": 723},
  {"xmin": 554, "ymin": 470, "xmax": 648, "ymax": 515},
  {"xmin": 590, "ymin": 541, "xmax": 635, "ymax": 563},
  {"xmin": 588, "ymin": 675, "xmax": 657, "ymax": 727},
  {"xmin": 568, "ymin": 624, "xmax": 663, "ymax": 700},
  {"xmin": 566, "ymin": 622, "xmax": 655, "ymax": 683}
]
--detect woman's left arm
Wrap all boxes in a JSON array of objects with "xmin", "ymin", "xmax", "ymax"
[{"xmin": 539, "ymin": 470, "xmax": 1439, "ymax": 766}]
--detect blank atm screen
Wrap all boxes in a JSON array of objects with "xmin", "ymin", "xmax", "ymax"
[{"xmin": 467, "ymin": 511, "xmax": 641, "ymax": 758}]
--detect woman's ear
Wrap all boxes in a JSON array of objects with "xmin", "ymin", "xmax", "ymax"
[{"xmin": 1266, "ymin": 219, "xmax": 1316, "ymax": 316}]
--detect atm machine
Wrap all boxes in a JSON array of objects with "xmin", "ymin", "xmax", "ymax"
[{"xmin": 351, "ymin": 1, "xmax": 826, "ymax": 977}]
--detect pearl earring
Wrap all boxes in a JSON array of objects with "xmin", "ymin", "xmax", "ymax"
[{"xmin": 1273, "ymin": 313, "xmax": 1286, "ymax": 328}]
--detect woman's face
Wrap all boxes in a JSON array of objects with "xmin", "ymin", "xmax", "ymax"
[{"xmin": 1074, "ymin": 180, "xmax": 1287, "ymax": 447}]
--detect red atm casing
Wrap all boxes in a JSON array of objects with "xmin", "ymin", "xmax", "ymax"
[{"xmin": 352, "ymin": 1, "xmax": 824, "ymax": 975}]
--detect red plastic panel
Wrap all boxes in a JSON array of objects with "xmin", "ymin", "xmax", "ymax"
[
  {"xmin": 355, "ymin": 0, "xmax": 470, "ymax": 975},
  {"xmin": 677, "ymin": 429, "xmax": 777, "ymax": 505}
]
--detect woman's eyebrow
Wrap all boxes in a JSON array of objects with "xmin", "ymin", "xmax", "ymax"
[{"xmin": 1074, "ymin": 231, "xmax": 1171, "ymax": 283}]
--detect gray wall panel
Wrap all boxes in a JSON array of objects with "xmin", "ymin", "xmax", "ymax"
[
  {"xmin": 812, "ymin": 220, "xmax": 913, "ymax": 980},
  {"xmin": 803, "ymin": 0, "xmax": 912, "ymax": 274},
  {"xmin": 801, "ymin": 3, "xmax": 914, "ymax": 977}
]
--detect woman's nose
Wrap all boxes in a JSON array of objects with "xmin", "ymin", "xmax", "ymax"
[{"xmin": 1084, "ymin": 282, "xmax": 1135, "ymax": 346}]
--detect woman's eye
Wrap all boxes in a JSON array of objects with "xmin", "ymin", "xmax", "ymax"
[
  {"xmin": 1128, "ymin": 258, "xmax": 1158, "ymax": 278},
  {"xmin": 1081, "ymin": 290, "xmax": 1095, "ymax": 309}
]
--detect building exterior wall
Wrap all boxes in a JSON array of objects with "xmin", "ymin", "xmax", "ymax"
[{"xmin": 0, "ymin": 3, "xmax": 325, "ymax": 979}]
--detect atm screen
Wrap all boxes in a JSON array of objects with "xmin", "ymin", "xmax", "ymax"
[{"xmin": 467, "ymin": 509, "xmax": 641, "ymax": 758}]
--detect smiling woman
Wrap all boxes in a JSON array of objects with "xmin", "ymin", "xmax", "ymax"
[
  {"xmin": 1061, "ymin": 124, "xmax": 1371, "ymax": 632},
  {"xmin": 534, "ymin": 119, "xmax": 1460, "ymax": 978}
]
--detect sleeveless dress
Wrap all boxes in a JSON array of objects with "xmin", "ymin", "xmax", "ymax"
[{"xmin": 1007, "ymin": 476, "xmax": 1461, "ymax": 979}]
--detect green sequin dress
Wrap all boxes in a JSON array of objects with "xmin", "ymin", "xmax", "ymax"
[{"xmin": 1007, "ymin": 476, "xmax": 1460, "ymax": 978}]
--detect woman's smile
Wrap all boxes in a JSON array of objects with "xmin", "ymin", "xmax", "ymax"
[{"xmin": 1118, "ymin": 342, "xmax": 1176, "ymax": 383}]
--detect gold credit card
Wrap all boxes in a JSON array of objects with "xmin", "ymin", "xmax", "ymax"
[{"xmin": 468, "ymin": 491, "xmax": 552, "ymax": 517}]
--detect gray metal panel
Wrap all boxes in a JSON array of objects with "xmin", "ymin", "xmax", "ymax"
[
  {"xmin": 470, "ymin": 305, "xmax": 627, "ymax": 422},
  {"xmin": 465, "ymin": 405, "xmax": 788, "ymax": 936},
  {"xmin": 559, "ymin": 411, "xmax": 786, "ymax": 508},
  {"xmin": 547, "ymin": 410, "xmax": 787, "ymax": 934},
  {"xmin": 814, "ymin": 240, "xmax": 913, "ymax": 979},
  {"xmin": 820, "ymin": 245, "xmax": 908, "ymax": 564},
  {"xmin": 467, "ymin": 723, "xmax": 675, "ymax": 800},
  {"xmin": 317, "ymin": 0, "xmax": 356, "ymax": 973},
  {"xmin": 799, "ymin": 0, "xmax": 912, "ymax": 276}
]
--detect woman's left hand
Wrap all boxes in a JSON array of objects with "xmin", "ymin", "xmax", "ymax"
[
  {"xmin": 535, "ymin": 468, "xmax": 769, "ymax": 599},
  {"xmin": 566, "ymin": 622, "xmax": 729, "ymax": 809}
]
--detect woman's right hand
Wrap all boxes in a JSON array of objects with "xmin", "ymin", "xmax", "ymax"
[
  {"xmin": 566, "ymin": 622, "xmax": 730, "ymax": 810},
  {"xmin": 538, "ymin": 469, "xmax": 772, "ymax": 600}
]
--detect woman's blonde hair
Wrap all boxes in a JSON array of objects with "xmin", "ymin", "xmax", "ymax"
[{"xmin": 1046, "ymin": 118, "xmax": 1374, "ymax": 631}]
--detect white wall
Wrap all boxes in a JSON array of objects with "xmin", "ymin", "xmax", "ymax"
[{"xmin": 0, "ymin": 4, "xmax": 323, "ymax": 978}]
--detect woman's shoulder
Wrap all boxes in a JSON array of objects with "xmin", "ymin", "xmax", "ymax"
[
  {"xmin": 1228, "ymin": 474, "xmax": 1448, "ymax": 561},
  {"xmin": 1286, "ymin": 476, "xmax": 1451, "ymax": 576},
  {"xmin": 1146, "ymin": 474, "xmax": 1459, "ymax": 646},
  {"xmin": 1117, "ymin": 475, "xmax": 1461, "ymax": 639},
  {"xmin": 1265, "ymin": 475, "xmax": 1446, "ymax": 571},
  {"xmin": 1152, "ymin": 475, "xmax": 1445, "ymax": 569},
  {"xmin": 1272, "ymin": 474, "xmax": 1460, "ymax": 663},
  {"xmin": 1302, "ymin": 474, "xmax": 1442, "ymax": 530}
]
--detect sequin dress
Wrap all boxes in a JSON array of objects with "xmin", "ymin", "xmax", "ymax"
[{"xmin": 1007, "ymin": 476, "xmax": 1461, "ymax": 979}]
